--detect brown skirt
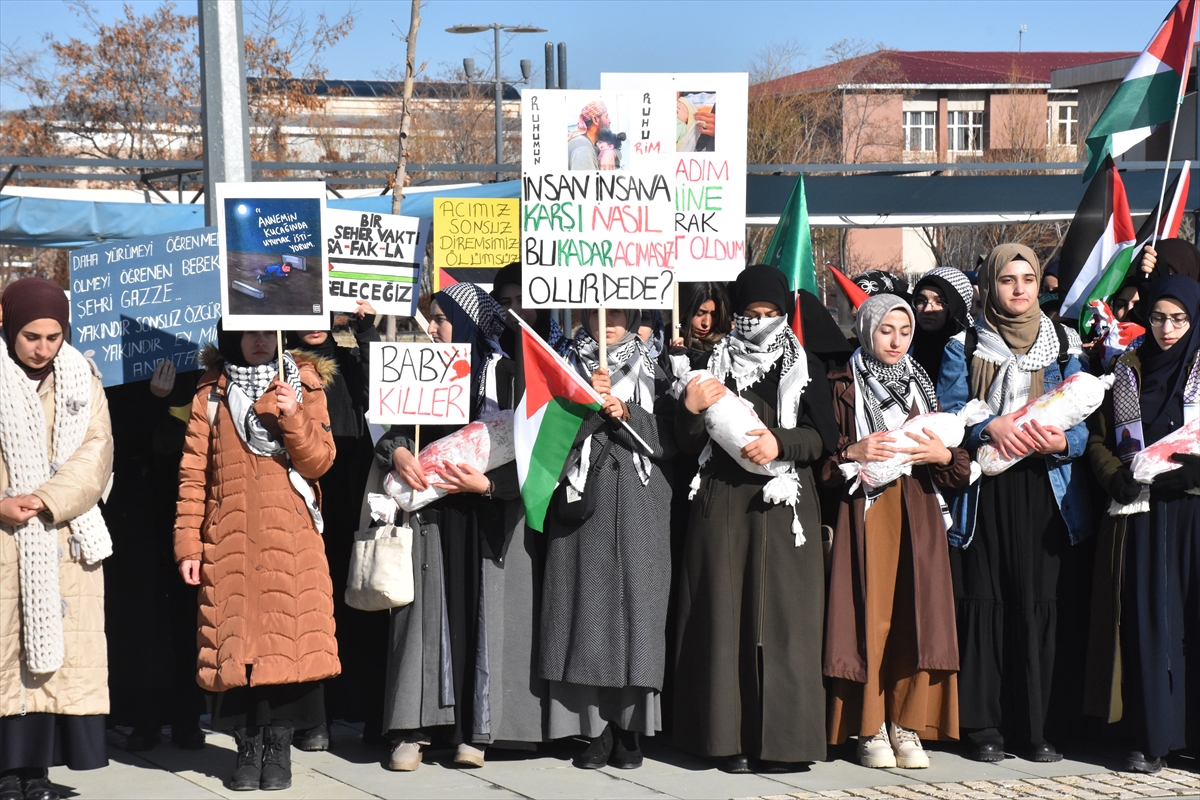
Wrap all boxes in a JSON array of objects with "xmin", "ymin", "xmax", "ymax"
[{"xmin": 828, "ymin": 482, "xmax": 959, "ymax": 743}]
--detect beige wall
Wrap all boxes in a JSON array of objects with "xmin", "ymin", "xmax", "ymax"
[
  {"xmin": 843, "ymin": 92, "xmax": 903, "ymax": 163},
  {"xmin": 846, "ymin": 228, "xmax": 903, "ymax": 273},
  {"xmin": 987, "ymin": 91, "xmax": 1048, "ymax": 154}
]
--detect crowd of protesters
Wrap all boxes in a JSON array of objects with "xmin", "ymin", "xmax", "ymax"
[{"xmin": 1, "ymin": 240, "xmax": 1198, "ymax": 797}]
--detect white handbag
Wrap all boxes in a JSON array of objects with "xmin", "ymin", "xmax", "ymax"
[{"xmin": 345, "ymin": 460, "xmax": 415, "ymax": 611}]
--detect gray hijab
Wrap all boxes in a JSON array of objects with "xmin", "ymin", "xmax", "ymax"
[{"xmin": 855, "ymin": 294, "xmax": 915, "ymax": 361}]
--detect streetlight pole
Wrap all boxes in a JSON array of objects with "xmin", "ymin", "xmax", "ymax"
[{"xmin": 447, "ymin": 22, "xmax": 546, "ymax": 182}]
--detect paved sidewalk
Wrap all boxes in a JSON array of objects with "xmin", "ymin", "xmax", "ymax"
[{"xmin": 48, "ymin": 723, "xmax": 1200, "ymax": 800}]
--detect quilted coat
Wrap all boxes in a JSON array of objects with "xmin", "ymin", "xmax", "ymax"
[
  {"xmin": 174, "ymin": 346, "xmax": 339, "ymax": 692},
  {"xmin": 0, "ymin": 370, "xmax": 112, "ymax": 717}
]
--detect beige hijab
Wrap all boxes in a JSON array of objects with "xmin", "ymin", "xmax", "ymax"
[{"xmin": 971, "ymin": 243, "xmax": 1047, "ymax": 401}]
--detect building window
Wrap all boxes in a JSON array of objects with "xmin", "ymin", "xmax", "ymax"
[
  {"xmin": 903, "ymin": 110, "xmax": 936, "ymax": 152},
  {"xmin": 947, "ymin": 110, "xmax": 982, "ymax": 153},
  {"xmin": 1048, "ymin": 103, "xmax": 1078, "ymax": 146}
]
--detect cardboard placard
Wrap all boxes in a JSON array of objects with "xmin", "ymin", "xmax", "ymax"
[
  {"xmin": 69, "ymin": 228, "xmax": 222, "ymax": 387},
  {"xmin": 368, "ymin": 341, "xmax": 473, "ymax": 425},
  {"xmin": 326, "ymin": 208, "xmax": 427, "ymax": 316},
  {"xmin": 433, "ymin": 197, "xmax": 520, "ymax": 270},
  {"xmin": 601, "ymin": 72, "xmax": 748, "ymax": 284},
  {"xmin": 216, "ymin": 182, "xmax": 330, "ymax": 331}
]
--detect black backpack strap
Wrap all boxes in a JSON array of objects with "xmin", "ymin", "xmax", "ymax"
[
  {"xmin": 963, "ymin": 326, "xmax": 978, "ymax": 366},
  {"xmin": 1053, "ymin": 322, "xmax": 1070, "ymax": 372}
]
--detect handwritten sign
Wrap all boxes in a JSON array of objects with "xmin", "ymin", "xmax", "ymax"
[
  {"xmin": 368, "ymin": 341, "xmax": 473, "ymax": 425},
  {"xmin": 520, "ymin": 89, "xmax": 678, "ymax": 309},
  {"xmin": 601, "ymin": 72, "xmax": 748, "ymax": 283},
  {"xmin": 69, "ymin": 228, "xmax": 222, "ymax": 387},
  {"xmin": 326, "ymin": 208, "xmax": 427, "ymax": 316},
  {"xmin": 216, "ymin": 181, "xmax": 329, "ymax": 331},
  {"xmin": 433, "ymin": 198, "xmax": 519, "ymax": 270}
]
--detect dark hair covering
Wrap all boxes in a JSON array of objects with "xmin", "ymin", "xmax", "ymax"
[
  {"xmin": 433, "ymin": 284, "xmax": 505, "ymax": 419},
  {"xmin": 732, "ymin": 264, "xmax": 791, "ymax": 314},
  {"xmin": 1137, "ymin": 274, "xmax": 1200, "ymax": 445},
  {"xmin": 730, "ymin": 265, "xmax": 853, "ymax": 370},
  {"xmin": 853, "ymin": 269, "xmax": 911, "ymax": 303},
  {"xmin": 216, "ymin": 320, "xmax": 255, "ymax": 368},
  {"xmin": 679, "ymin": 281, "xmax": 732, "ymax": 351},
  {"xmin": 1, "ymin": 276, "xmax": 71, "ymax": 381},
  {"xmin": 490, "ymin": 261, "xmax": 556, "ymax": 354},
  {"xmin": 910, "ymin": 269, "xmax": 972, "ymax": 381}
]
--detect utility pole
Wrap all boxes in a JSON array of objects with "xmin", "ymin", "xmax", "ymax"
[{"xmin": 198, "ymin": 0, "xmax": 252, "ymax": 224}]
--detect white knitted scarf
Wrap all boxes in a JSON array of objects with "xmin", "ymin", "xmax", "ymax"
[{"xmin": 0, "ymin": 340, "xmax": 112, "ymax": 675}]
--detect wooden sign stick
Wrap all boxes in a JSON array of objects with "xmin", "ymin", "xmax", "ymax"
[
  {"xmin": 672, "ymin": 282, "xmax": 681, "ymax": 341},
  {"xmin": 598, "ymin": 307, "xmax": 608, "ymax": 372},
  {"xmin": 276, "ymin": 330, "xmax": 284, "ymax": 383}
]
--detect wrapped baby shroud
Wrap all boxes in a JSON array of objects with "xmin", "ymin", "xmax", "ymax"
[
  {"xmin": 673, "ymin": 370, "xmax": 807, "ymax": 545},
  {"xmin": 837, "ymin": 410, "xmax": 974, "ymax": 490},
  {"xmin": 1109, "ymin": 418, "xmax": 1200, "ymax": 515}
]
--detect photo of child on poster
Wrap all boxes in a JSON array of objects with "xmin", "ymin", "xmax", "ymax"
[
  {"xmin": 677, "ymin": 90, "xmax": 716, "ymax": 152},
  {"xmin": 219, "ymin": 192, "xmax": 326, "ymax": 327},
  {"xmin": 567, "ymin": 98, "xmax": 630, "ymax": 171}
]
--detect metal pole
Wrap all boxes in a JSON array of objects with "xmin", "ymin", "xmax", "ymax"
[
  {"xmin": 494, "ymin": 24, "xmax": 503, "ymax": 183},
  {"xmin": 1152, "ymin": 82, "xmax": 1189, "ymax": 247},
  {"xmin": 557, "ymin": 42, "xmax": 567, "ymax": 89},
  {"xmin": 198, "ymin": 0, "xmax": 252, "ymax": 224},
  {"xmin": 544, "ymin": 42, "xmax": 555, "ymax": 89}
]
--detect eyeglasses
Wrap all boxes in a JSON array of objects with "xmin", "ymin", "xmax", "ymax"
[
  {"xmin": 913, "ymin": 297, "xmax": 945, "ymax": 311},
  {"xmin": 1149, "ymin": 312, "xmax": 1191, "ymax": 329}
]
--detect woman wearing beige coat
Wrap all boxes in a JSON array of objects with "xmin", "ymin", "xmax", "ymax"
[{"xmin": 0, "ymin": 278, "xmax": 114, "ymax": 800}]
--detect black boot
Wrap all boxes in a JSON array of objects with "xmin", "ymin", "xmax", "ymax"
[
  {"xmin": 572, "ymin": 723, "xmax": 614, "ymax": 769},
  {"xmin": 609, "ymin": 726, "xmax": 642, "ymax": 769},
  {"xmin": 260, "ymin": 726, "xmax": 293, "ymax": 791},
  {"xmin": 230, "ymin": 727, "xmax": 263, "ymax": 791},
  {"xmin": 293, "ymin": 723, "xmax": 329, "ymax": 752},
  {"xmin": 0, "ymin": 772, "xmax": 21, "ymax": 800},
  {"xmin": 20, "ymin": 769, "xmax": 57, "ymax": 800}
]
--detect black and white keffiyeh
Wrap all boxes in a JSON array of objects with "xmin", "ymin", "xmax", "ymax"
[
  {"xmin": 851, "ymin": 351, "xmax": 937, "ymax": 438},
  {"xmin": 972, "ymin": 316, "xmax": 1078, "ymax": 415},
  {"xmin": 435, "ymin": 282, "xmax": 506, "ymax": 418},
  {"xmin": 708, "ymin": 314, "xmax": 809, "ymax": 428}
]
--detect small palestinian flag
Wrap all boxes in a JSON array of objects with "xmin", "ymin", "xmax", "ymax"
[
  {"xmin": 1082, "ymin": 0, "xmax": 1199, "ymax": 182},
  {"xmin": 513, "ymin": 317, "xmax": 602, "ymax": 532},
  {"xmin": 1058, "ymin": 157, "xmax": 1138, "ymax": 324}
]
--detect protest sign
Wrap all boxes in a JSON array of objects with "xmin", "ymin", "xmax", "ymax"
[
  {"xmin": 433, "ymin": 198, "xmax": 520, "ymax": 286},
  {"xmin": 520, "ymin": 89, "xmax": 678, "ymax": 309},
  {"xmin": 69, "ymin": 228, "xmax": 221, "ymax": 387},
  {"xmin": 368, "ymin": 341, "xmax": 473, "ymax": 425},
  {"xmin": 326, "ymin": 208, "xmax": 427, "ymax": 316},
  {"xmin": 216, "ymin": 181, "xmax": 329, "ymax": 331},
  {"xmin": 602, "ymin": 72, "xmax": 748, "ymax": 283}
]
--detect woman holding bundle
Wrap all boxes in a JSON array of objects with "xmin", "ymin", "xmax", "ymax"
[
  {"xmin": 174, "ymin": 324, "xmax": 338, "ymax": 791},
  {"xmin": 821, "ymin": 294, "xmax": 969, "ymax": 769},
  {"xmin": 1085, "ymin": 274, "xmax": 1200, "ymax": 774},
  {"xmin": 672, "ymin": 265, "xmax": 836, "ymax": 771},
  {"xmin": 378, "ymin": 283, "xmax": 543, "ymax": 771},
  {"xmin": 541, "ymin": 307, "xmax": 674, "ymax": 770},
  {"xmin": 937, "ymin": 244, "xmax": 1091, "ymax": 764}
]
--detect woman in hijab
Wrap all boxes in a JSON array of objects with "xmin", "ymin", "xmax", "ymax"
[
  {"xmin": 1084, "ymin": 274, "xmax": 1200, "ymax": 774},
  {"xmin": 539, "ymin": 306, "xmax": 674, "ymax": 770},
  {"xmin": 910, "ymin": 267, "xmax": 974, "ymax": 383},
  {"xmin": 821, "ymin": 294, "xmax": 971, "ymax": 769},
  {"xmin": 672, "ymin": 265, "xmax": 837, "ymax": 772},
  {"xmin": 491, "ymin": 262, "xmax": 567, "ymax": 356},
  {"xmin": 0, "ymin": 278, "xmax": 113, "ymax": 800},
  {"xmin": 175, "ymin": 323, "xmax": 337, "ymax": 791},
  {"xmin": 284, "ymin": 300, "xmax": 382, "ymax": 749},
  {"xmin": 937, "ymin": 244, "xmax": 1092, "ymax": 765},
  {"xmin": 376, "ymin": 282, "xmax": 542, "ymax": 770}
]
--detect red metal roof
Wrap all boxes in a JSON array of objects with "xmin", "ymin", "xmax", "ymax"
[{"xmin": 753, "ymin": 50, "xmax": 1137, "ymax": 96}]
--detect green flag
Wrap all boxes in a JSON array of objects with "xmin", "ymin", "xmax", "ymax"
[{"xmin": 763, "ymin": 174, "xmax": 818, "ymax": 295}]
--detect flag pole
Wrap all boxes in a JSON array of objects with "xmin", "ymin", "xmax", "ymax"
[{"xmin": 1151, "ymin": 93, "xmax": 1186, "ymax": 248}]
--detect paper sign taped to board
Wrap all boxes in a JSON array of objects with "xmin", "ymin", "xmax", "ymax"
[
  {"xmin": 326, "ymin": 208, "xmax": 427, "ymax": 316},
  {"xmin": 216, "ymin": 181, "xmax": 330, "ymax": 331},
  {"xmin": 69, "ymin": 228, "xmax": 222, "ymax": 387},
  {"xmin": 433, "ymin": 197, "xmax": 520, "ymax": 269},
  {"xmin": 368, "ymin": 341, "xmax": 473, "ymax": 425}
]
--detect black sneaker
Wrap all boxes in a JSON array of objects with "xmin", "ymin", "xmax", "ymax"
[
  {"xmin": 292, "ymin": 723, "xmax": 330, "ymax": 752},
  {"xmin": 1126, "ymin": 751, "xmax": 1164, "ymax": 774},
  {"xmin": 260, "ymin": 726, "xmax": 293, "ymax": 791},
  {"xmin": 20, "ymin": 775, "xmax": 58, "ymax": 800},
  {"xmin": 0, "ymin": 773, "xmax": 21, "ymax": 800},
  {"xmin": 229, "ymin": 727, "xmax": 263, "ymax": 791},
  {"xmin": 573, "ymin": 725, "xmax": 614, "ymax": 769}
]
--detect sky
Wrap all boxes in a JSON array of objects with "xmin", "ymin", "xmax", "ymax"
[{"xmin": 0, "ymin": 0, "xmax": 1173, "ymax": 110}]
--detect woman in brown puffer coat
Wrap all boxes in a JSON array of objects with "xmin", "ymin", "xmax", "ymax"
[{"xmin": 174, "ymin": 324, "xmax": 337, "ymax": 792}]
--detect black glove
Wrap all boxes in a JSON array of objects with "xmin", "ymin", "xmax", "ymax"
[
  {"xmin": 1153, "ymin": 453, "xmax": 1200, "ymax": 493},
  {"xmin": 1110, "ymin": 467, "xmax": 1144, "ymax": 504}
]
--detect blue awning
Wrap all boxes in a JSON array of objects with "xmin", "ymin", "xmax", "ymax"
[{"xmin": 0, "ymin": 181, "xmax": 521, "ymax": 249}]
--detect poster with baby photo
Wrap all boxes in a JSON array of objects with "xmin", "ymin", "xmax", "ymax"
[{"xmin": 215, "ymin": 181, "xmax": 330, "ymax": 331}]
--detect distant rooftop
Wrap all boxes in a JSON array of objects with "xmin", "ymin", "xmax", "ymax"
[
  {"xmin": 753, "ymin": 50, "xmax": 1139, "ymax": 95},
  {"xmin": 246, "ymin": 77, "xmax": 522, "ymax": 101}
]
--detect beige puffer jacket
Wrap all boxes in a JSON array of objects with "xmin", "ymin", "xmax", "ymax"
[{"xmin": 0, "ymin": 371, "xmax": 113, "ymax": 717}]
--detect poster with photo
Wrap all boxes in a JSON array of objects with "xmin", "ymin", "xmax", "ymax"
[
  {"xmin": 215, "ymin": 181, "xmax": 330, "ymax": 331},
  {"xmin": 326, "ymin": 208, "xmax": 426, "ymax": 316},
  {"xmin": 520, "ymin": 89, "xmax": 678, "ymax": 309},
  {"xmin": 601, "ymin": 72, "xmax": 748, "ymax": 283}
]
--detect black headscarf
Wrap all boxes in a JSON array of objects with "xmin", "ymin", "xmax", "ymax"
[
  {"xmin": 798, "ymin": 288, "xmax": 853, "ymax": 372},
  {"xmin": 910, "ymin": 269, "xmax": 972, "ymax": 381},
  {"xmin": 853, "ymin": 269, "xmax": 911, "ymax": 303},
  {"xmin": 733, "ymin": 264, "xmax": 791, "ymax": 314},
  {"xmin": 1137, "ymin": 274, "xmax": 1200, "ymax": 444},
  {"xmin": 216, "ymin": 320, "xmax": 252, "ymax": 368}
]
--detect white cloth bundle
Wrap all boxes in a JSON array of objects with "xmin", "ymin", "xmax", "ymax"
[
  {"xmin": 838, "ymin": 411, "xmax": 968, "ymax": 490},
  {"xmin": 976, "ymin": 372, "xmax": 1113, "ymax": 476},
  {"xmin": 384, "ymin": 410, "xmax": 515, "ymax": 512},
  {"xmin": 1109, "ymin": 418, "xmax": 1200, "ymax": 515}
]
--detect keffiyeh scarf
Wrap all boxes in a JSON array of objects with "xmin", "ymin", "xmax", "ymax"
[
  {"xmin": 970, "ymin": 316, "xmax": 1076, "ymax": 415},
  {"xmin": 851, "ymin": 351, "xmax": 937, "ymax": 438}
]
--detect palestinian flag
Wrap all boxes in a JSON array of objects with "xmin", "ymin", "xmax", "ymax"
[
  {"xmin": 1080, "ymin": 161, "xmax": 1192, "ymax": 330},
  {"xmin": 1059, "ymin": 157, "xmax": 1138, "ymax": 324},
  {"xmin": 1082, "ymin": 0, "xmax": 1199, "ymax": 182},
  {"xmin": 763, "ymin": 174, "xmax": 819, "ymax": 344},
  {"xmin": 513, "ymin": 318, "xmax": 602, "ymax": 532}
]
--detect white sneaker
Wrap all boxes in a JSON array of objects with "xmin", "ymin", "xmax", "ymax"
[
  {"xmin": 889, "ymin": 722, "xmax": 930, "ymax": 769},
  {"xmin": 388, "ymin": 741, "xmax": 422, "ymax": 771},
  {"xmin": 454, "ymin": 743, "xmax": 486, "ymax": 768},
  {"xmin": 858, "ymin": 722, "xmax": 897, "ymax": 768}
]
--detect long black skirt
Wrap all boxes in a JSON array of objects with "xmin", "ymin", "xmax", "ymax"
[
  {"xmin": 211, "ymin": 682, "xmax": 324, "ymax": 731},
  {"xmin": 0, "ymin": 714, "xmax": 107, "ymax": 771},
  {"xmin": 950, "ymin": 457, "xmax": 1066, "ymax": 746},
  {"xmin": 1121, "ymin": 491, "xmax": 1200, "ymax": 758}
]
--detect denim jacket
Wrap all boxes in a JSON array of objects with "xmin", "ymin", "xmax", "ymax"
[{"xmin": 936, "ymin": 331, "xmax": 1094, "ymax": 548}]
